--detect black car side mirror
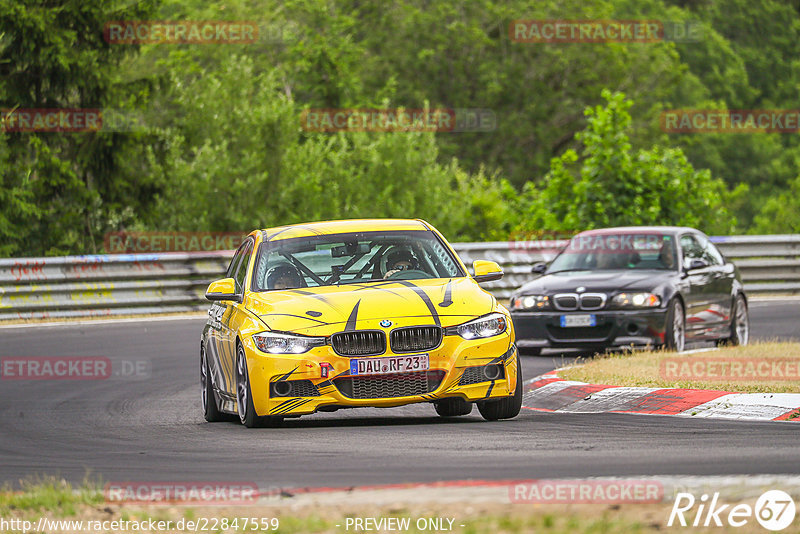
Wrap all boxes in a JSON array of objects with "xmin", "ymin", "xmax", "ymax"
[
  {"xmin": 531, "ymin": 262, "xmax": 547, "ymax": 274},
  {"xmin": 685, "ymin": 258, "xmax": 709, "ymax": 272}
]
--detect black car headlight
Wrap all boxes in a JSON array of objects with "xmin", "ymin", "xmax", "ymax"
[
  {"xmin": 447, "ymin": 313, "xmax": 508, "ymax": 340},
  {"xmin": 252, "ymin": 332, "xmax": 326, "ymax": 354},
  {"xmin": 511, "ymin": 294, "xmax": 551, "ymax": 311},
  {"xmin": 611, "ymin": 292, "xmax": 661, "ymax": 308}
]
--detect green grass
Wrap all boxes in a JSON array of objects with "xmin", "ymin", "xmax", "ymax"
[{"xmin": 0, "ymin": 478, "xmax": 102, "ymax": 517}]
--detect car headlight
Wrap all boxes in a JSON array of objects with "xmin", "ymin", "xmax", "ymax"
[
  {"xmin": 252, "ymin": 332, "xmax": 326, "ymax": 354},
  {"xmin": 447, "ymin": 313, "xmax": 508, "ymax": 340},
  {"xmin": 511, "ymin": 294, "xmax": 551, "ymax": 310},
  {"xmin": 611, "ymin": 292, "xmax": 661, "ymax": 308}
]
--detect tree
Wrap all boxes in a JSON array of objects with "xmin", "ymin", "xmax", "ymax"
[{"xmin": 516, "ymin": 90, "xmax": 738, "ymax": 235}]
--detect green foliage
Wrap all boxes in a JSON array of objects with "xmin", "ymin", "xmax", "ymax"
[
  {"xmin": 2, "ymin": 0, "xmax": 800, "ymax": 258},
  {"xmin": 146, "ymin": 55, "xmax": 510, "ymax": 240},
  {"xmin": 753, "ymin": 175, "xmax": 800, "ymax": 233},
  {"xmin": 517, "ymin": 90, "xmax": 737, "ymax": 234}
]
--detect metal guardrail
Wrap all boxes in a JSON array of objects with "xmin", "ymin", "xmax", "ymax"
[{"xmin": 1, "ymin": 235, "xmax": 798, "ymax": 320}]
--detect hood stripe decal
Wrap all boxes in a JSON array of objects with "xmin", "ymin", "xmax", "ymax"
[
  {"xmin": 344, "ymin": 300, "xmax": 361, "ymax": 331},
  {"xmin": 439, "ymin": 279, "xmax": 453, "ymax": 307},
  {"xmin": 392, "ymin": 281, "xmax": 441, "ymax": 326}
]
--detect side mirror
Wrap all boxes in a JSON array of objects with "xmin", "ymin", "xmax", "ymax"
[
  {"xmin": 473, "ymin": 260, "xmax": 503, "ymax": 283},
  {"xmin": 685, "ymin": 259, "xmax": 709, "ymax": 272},
  {"xmin": 205, "ymin": 277, "xmax": 241, "ymax": 302},
  {"xmin": 531, "ymin": 262, "xmax": 547, "ymax": 274}
]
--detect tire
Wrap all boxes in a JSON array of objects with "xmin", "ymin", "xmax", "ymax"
[
  {"xmin": 725, "ymin": 294, "xmax": 750, "ymax": 346},
  {"xmin": 434, "ymin": 397, "xmax": 473, "ymax": 417},
  {"xmin": 664, "ymin": 298, "xmax": 686, "ymax": 353},
  {"xmin": 201, "ymin": 346, "xmax": 225, "ymax": 422},
  {"xmin": 477, "ymin": 354, "xmax": 523, "ymax": 421},
  {"xmin": 518, "ymin": 346, "xmax": 542, "ymax": 356},
  {"xmin": 235, "ymin": 343, "xmax": 282, "ymax": 428}
]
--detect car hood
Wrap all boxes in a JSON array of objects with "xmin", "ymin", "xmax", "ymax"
[
  {"xmin": 514, "ymin": 270, "xmax": 676, "ymax": 296},
  {"xmin": 245, "ymin": 277, "xmax": 495, "ymax": 335}
]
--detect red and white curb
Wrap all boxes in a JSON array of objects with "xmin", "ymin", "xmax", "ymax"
[{"xmin": 523, "ymin": 373, "xmax": 800, "ymax": 423}]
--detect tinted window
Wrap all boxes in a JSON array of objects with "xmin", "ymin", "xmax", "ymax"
[
  {"xmin": 700, "ymin": 237, "xmax": 725, "ymax": 266},
  {"xmin": 226, "ymin": 243, "xmax": 248, "ymax": 279},
  {"xmin": 547, "ymin": 232, "xmax": 678, "ymax": 272},
  {"xmin": 233, "ymin": 240, "xmax": 253, "ymax": 293},
  {"xmin": 680, "ymin": 234, "xmax": 704, "ymax": 264}
]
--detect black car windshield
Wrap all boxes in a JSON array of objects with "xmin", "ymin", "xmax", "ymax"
[
  {"xmin": 252, "ymin": 230, "xmax": 465, "ymax": 291},
  {"xmin": 547, "ymin": 232, "xmax": 678, "ymax": 272}
]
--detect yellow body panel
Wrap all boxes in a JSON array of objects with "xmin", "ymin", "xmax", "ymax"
[{"xmin": 201, "ymin": 219, "xmax": 518, "ymax": 419}]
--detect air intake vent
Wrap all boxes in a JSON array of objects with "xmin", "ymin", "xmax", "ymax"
[
  {"xmin": 331, "ymin": 331, "xmax": 386, "ymax": 356},
  {"xmin": 390, "ymin": 326, "xmax": 442, "ymax": 353},
  {"xmin": 334, "ymin": 370, "xmax": 445, "ymax": 399}
]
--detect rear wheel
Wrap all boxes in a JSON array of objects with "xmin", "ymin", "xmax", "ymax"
[
  {"xmin": 664, "ymin": 299, "xmax": 685, "ymax": 352},
  {"xmin": 434, "ymin": 397, "xmax": 473, "ymax": 417},
  {"xmin": 201, "ymin": 346, "xmax": 225, "ymax": 422},
  {"xmin": 236, "ymin": 344, "xmax": 282, "ymax": 428},
  {"xmin": 477, "ymin": 354, "xmax": 523, "ymax": 421}
]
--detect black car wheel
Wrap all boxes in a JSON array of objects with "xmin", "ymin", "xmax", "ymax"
[
  {"xmin": 201, "ymin": 346, "xmax": 225, "ymax": 422},
  {"xmin": 477, "ymin": 355, "xmax": 523, "ymax": 421},
  {"xmin": 236, "ymin": 343, "xmax": 282, "ymax": 428},
  {"xmin": 434, "ymin": 397, "xmax": 473, "ymax": 417},
  {"xmin": 665, "ymin": 298, "xmax": 685, "ymax": 352}
]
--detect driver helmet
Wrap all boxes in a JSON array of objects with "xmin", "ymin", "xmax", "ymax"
[
  {"xmin": 385, "ymin": 248, "xmax": 419, "ymax": 274},
  {"xmin": 266, "ymin": 263, "xmax": 304, "ymax": 289}
]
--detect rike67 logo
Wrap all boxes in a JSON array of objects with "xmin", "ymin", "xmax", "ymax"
[{"xmin": 669, "ymin": 490, "xmax": 796, "ymax": 531}]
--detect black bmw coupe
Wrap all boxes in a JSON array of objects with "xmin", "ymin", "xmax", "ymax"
[{"xmin": 509, "ymin": 226, "xmax": 749, "ymax": 354}]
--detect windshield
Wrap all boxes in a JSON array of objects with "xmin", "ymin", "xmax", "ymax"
[
  {"xmin": 252, "ymin": 230, "xmax": 465, "ymax": 291},
  {"xmin": 547, "ymin": 232, "xmax": 678, "ymax": 272}
]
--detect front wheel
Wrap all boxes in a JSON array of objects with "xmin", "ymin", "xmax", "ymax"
[
  {"xmin": 664, "ymin": 299, "xmax": 686, "ymax": 353},
  {"xmin": 726, "ymin": 294, "xmax": 750, "ymax": 346},
  {"xmin": 477, "ymin": 354, "xmax": 523, "ymax": 421},
  {"xmin": 434, "ymin": 397, "xmax": 473, "ymax": 417},
  {"xmin": 236, "ymin": 344, "xmax": 282, "ymax": 428}
]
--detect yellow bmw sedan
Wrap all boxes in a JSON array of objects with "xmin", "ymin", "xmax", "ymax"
[{"xmin": 200, "ymin": 219, "xmax": 521, "ymax": 427}]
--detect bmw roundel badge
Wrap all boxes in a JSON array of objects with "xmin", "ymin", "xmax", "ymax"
[{"xmin": 380, "ymin": 320, "xmax": 392, "ymax": 328}]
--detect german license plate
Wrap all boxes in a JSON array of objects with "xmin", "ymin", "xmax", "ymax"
[
  {"xmin": 350, "ymin": 354, "xmax": 429, "ymax": 376},
  {"xmin": 560, "ymin": 314, "xmax": 596, "ymax": 327}
]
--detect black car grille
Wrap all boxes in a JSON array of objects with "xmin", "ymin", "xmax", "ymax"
[
  {"xmin": 331, "ymin": 331, "xmax": 386, "ymax": 356},
  {"xmin": 553, "ymin": 294, "xmax": 579, "ymax": 310},
  {"xmin": 271, "ymin": 379, "xmax": 320, "ymax": 397},
  {"xmin": 579, "ymin": 294, "xmax": 605, "ymax": 310},
  {"xmin": 334, "ymin": 370, "xmax": 445, "ymax": 399},
  {"xmin": 546, "ymin": 324, "xmax": 613, "ymax": 342},
  {"xmin": 390, "ymin": 326, "xmax": 442, "ymax": 353},
  {"xmin": 553, "ymin": 293, "xmax": 607, "ymax": 311}
]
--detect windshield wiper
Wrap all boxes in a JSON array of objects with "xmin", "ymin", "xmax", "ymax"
[{"xmin": 545, "ymin": 268, "xmax": 590, "ymax": 275}]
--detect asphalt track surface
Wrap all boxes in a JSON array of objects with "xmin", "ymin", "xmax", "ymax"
[{"xmin": 0, "ymin": 299, "xmax": 798, "ymax": 489}]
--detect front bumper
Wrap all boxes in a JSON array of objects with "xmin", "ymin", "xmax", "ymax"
[
  {"xmin": 241, "ymin": 331, "xmax": 518, "ymax": 417},
  {"xmin": 511, "ymin": 309, "xmax": 669, "ymax": 350}
]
